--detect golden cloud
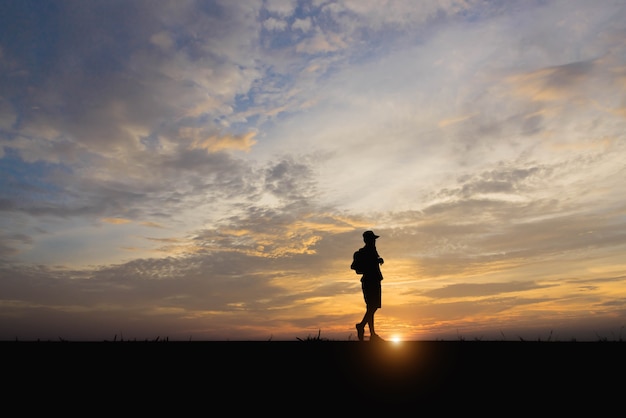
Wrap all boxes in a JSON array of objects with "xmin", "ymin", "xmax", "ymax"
[
  {"xmin": 438, "ymin": 113, "xmax": 477, "ymax": 128},
  {"xmin": 101, "ymin": 217, "xmax": 132, "ymax": 225},
  {"xmin": 140, "ymin": 221, "xmax": 165, "ymax": 228},
  {"xmin": 180, "ymin": 128, "xmax": 257, "ymax": 152}
]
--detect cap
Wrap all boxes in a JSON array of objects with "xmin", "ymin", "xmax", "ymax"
[{"xmin": 363, "ymin": 230, "xmax": 380, "ymax": 240}]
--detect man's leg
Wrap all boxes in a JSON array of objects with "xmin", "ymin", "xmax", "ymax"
[
  {"xmin": 356, "ymin": 308, "xmax": 369, "ymax": 341},
  {"xmin": 357, "ymin": 307, "xmax": 374, "ymax": 341},
  {"xmin": 367, "ymin": 307, "xmax": 378, "ymax": 335},
  {"xmin": 356, "ymin": 318, "xmax": 365, "ymax": 341}
]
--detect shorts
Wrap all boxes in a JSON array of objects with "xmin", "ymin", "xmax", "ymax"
[{"xmin": 362, "ymin": 280, "xmax": 381, "ymax": 309}]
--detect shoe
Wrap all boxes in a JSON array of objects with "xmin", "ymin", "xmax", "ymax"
[
  {"xmin": 369, "ymin": 333, "xmax": 385, "ymax": 342},
  {"xmin": 356, "ymin": 323, "xmax": 365, "ymax": 341}
]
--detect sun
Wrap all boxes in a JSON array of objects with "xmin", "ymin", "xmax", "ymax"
[{"xmin": 390, "ymin": 335, "xmax": 402, "ymax": 344}]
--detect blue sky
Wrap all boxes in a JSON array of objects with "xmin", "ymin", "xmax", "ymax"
[{"xmin": 1, "ymin": 0, "xmax": 625, "ymax": 341}]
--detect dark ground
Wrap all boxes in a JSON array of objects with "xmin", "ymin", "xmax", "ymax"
[{"xmin": 4, "ymin": 340, "xmax": 625, "ymax": 413}]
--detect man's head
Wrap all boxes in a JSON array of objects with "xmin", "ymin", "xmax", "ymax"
[{"xmin": 363, "ymin": 230, "xmax": 380, "ymax": 243}]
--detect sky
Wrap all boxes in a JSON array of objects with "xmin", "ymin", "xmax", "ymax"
[{"xmin": 1, "ymin": 0, "xmax": 625, "ymax": 342}]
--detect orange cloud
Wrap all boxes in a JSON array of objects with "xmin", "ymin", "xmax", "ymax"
[
  {"xmin": 140, "ymin": 221, "xmax": 165, "ymax": 228},
  {"xmin": 181, "ymin": 128, "xmax": 257, "ymax": 152},
  {"xmin": 506, "ymin": 61, "xmax": 595, "ymax": 103},
  {"xmin": 101, "ymin": 217, "xmax": 132, "ymax": 225},
  {"xmin": 438, "ymin": 113, "xmax": 477, "ymax": 128}
]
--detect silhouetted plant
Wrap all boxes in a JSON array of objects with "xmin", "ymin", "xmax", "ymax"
[{"xmin": 297, "ymin": 329, "xmax": 329, "ymax": 342}]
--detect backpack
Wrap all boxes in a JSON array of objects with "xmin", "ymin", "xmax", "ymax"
[{"xmin": 350, "ymin": 249, "xmax": 365, "ymax": 274}]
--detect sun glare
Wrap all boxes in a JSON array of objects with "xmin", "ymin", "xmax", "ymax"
[{"xmin": 390, "ymin": 335, "xmax": 402, "ymax": 344}]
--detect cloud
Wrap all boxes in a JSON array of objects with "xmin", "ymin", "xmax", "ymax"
[
  {"xmin": 295, "ymin": 29, "xmax": 349, "ymax": 54},
  {"xmin": 422, "ymin": 281, "xmax": 553, "ymax": 299},
  {"xmin": 264, "ymin": 0, "xmax": 297, "ymax": 17},
  {"xmin": 292, "ymin": 17, "xmax": 312, "ymax": 33},
  {"xmin": 101, "ymin": 218, "xmax": 132, "ymax": 225},
  {"xmin": 149, "ymin": 31, "xmax": 175, "ymax": 51},
  {"xmin": 0, "ymin": 0, "xmax": 262, "ymax": 160},
  {"xmin": 186, "ymin": 130, "xmax": 258, "ymax": 153},
  {"xmin": 507, "ymin": 60, "xmax": 598, "ymax": 103},
  {"xmin": 263, "ymin": 17, "xmax": 288, "ymax": 31},
  {"xmin": 438, "ymin": 114, "xmax": 478, "ymax": 128}
]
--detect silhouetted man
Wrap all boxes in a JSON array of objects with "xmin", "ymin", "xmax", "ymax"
[{"xmin": 355, "ymin": 230, "xmax": 384, "ymax": 342}]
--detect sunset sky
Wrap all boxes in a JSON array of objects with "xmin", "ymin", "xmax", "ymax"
[{"xmin": 1, "ymin": 0, "xmax": 625, "ymax": 342}]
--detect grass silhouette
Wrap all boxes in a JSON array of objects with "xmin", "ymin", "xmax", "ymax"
[{"xmin": 296, "ymin": 329, "xmax": 331, "ymax": 342}]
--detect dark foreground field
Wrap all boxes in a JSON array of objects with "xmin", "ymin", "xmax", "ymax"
[{"xmin": 4, "ymin": 340, "xmax": 625, "ymax": 413}]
